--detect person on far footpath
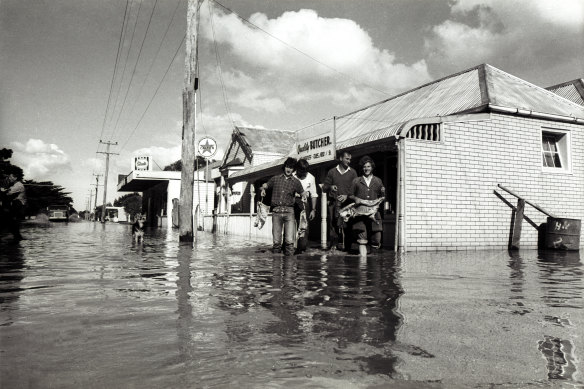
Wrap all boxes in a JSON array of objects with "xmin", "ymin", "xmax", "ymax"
[
  {"xmin": 260, "ymin": 157, "xmax": 305, "ymax": 256},
  {"xmin": 322, "ymin": 151, "xmax": 357, "ymax": 251},
  {"xmin": 349, "ymin": 155, "xmax": 385, "ymax": 256},
  {"xmin": 1, "ymin": 170, "xmax": 27, "ymax": 243},
  {"xmin": 293, "ymin": 158, "xmax": 318, "ymax": 254}
]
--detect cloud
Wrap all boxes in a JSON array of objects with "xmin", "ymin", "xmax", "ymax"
[
  {"xmin": 424, "ymin": 0, "xmax": 584, "ymax": 75},
  {"xmin": 81, "ymin": 156, "xmax": 105, "ymax": 172},
  {"xmin": 10, "ymin": 139, "xmax": 72, "ymax": 179},
  {"xmin": 126, "ymin": 144, "xmax": 182, "ymax": 170},
  {"xmin": 201, "ymin": 7, "xmax": 432, "ymax": 111}
]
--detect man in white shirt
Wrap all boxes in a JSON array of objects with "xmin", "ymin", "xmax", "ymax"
[{"xmin": 294, "ymin": 159, "xmax": 318, "ymax": 253}]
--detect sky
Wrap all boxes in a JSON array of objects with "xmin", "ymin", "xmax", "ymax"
[{"xmin": 1, "ymin": 0, "xmax": 583, "ymax": 211}]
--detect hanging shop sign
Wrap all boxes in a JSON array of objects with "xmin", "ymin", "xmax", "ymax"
[
  {"xmin": 295, "ymin": 118, "xmax": 336, "ymax": 163},
  {"xmin": 198, "ymin": 136, "xmax": 217, "ymax": 159}
]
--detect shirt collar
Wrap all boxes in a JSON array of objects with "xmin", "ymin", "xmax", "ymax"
[{"xmin": 336, "ymin": 165, "xmax": 351, "ymax": 175}]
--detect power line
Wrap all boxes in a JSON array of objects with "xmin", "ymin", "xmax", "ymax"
[
  {"xmin": 99, "ymin": 0, "xmax": 131, "ymax": 143},
  {"xmin": 210, "ymin": 0, "xmax": 391, "ymax": 97},
  {"xmin": 208, "ymin": 0, "xmax": 234, "ymax": 126},
  {"xmin": 120, "ymin": 35, "xmax": 186, "ymax": 151},
  {"xmin": 110, "ymin": 0, "xmax": 160, "ymax": 143},
  {"xmin": 118, "ymin": 0, "xmax": 182, "ymax": 138},
  {"xmin": 107, "ymin": 0, "xmax": 143, "ymax": 141}
]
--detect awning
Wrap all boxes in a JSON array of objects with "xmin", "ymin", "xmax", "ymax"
[
  {"xmin": 117, "ymin": 171, "xmax": 181, "ymax": 192},
  {"xmin": 227, "ymin": 157, "xmax": 287, "ymax": 183}
]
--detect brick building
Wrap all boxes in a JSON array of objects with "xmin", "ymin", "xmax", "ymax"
[{"xmin": 228, "ymin": 64, "xmax": 584, "ymax": 251}]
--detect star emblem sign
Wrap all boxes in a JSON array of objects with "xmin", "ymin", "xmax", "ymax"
[{"xmin": 198, "ymin": 137, "xmax": 217, "ymax": 157}]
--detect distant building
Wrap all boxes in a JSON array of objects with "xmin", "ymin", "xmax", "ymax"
[
  {"xmin": 218, "ymin": 126, "xmax": 296, "ymax": 214},
  {"xmin": 117, "ymin": 161, "xmax": 220, "ymax": 228}
]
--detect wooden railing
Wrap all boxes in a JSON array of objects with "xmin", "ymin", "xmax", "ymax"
[{"xmin": 497, "ymin": 184, "xmax": 556, "ymax": 249}]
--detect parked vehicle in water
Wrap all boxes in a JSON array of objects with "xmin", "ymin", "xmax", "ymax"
[
  {"xmin": 47, "ymin": 205, "xmax": 69, "ymax": 222},
  {"xmin": 105, "ymin": 206, "xmax": 128, "ymax": 223}
]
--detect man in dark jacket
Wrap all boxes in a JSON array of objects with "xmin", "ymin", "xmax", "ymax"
[{"xmin": 322, "ymin": 151, "xmax": 357, "ymax": 251}]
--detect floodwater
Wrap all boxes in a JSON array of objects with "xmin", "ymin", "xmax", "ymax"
[{"xmin": 1, "ymin": 222, "xmax": 583, "ymax": 389}]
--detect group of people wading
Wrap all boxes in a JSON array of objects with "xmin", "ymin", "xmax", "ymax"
[{"xmin": 260, "ymin": 150, "xmax": 385, "ymax": 256}]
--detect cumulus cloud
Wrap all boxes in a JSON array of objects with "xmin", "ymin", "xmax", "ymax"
[
  {"xmin": 128, "ymin": 144, "xmax": 182, "ymax": 170},
  {"xmin": 424, "ymin": 0, "xmax": 584, "ymax": 76},
  {"xmin": 10, "ymin": 139, "xmax": 72, "ymax": 179},
  {"xmin": 201, "ymin": 7, "xmax": 432, "ymax": 111},
  {"xmin": 81, "ymin": 157, "xmax": 104, "ymax": 172}
]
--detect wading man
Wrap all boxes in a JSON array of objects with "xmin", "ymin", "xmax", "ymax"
[
  {"xmin": 261, "ymin": 157, "xmax": 305, "ymax": 256},
  {"xmin": 349, "ymin": 156, "xmax": 385, "ymax": 256},
  {"xmin": 322, "ymin": 150, "xmax": 357, "ymax": 251}
]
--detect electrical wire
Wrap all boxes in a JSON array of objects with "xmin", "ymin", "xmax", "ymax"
[
  {"xmin": 110, "ymin": 0, "xmax": 160, "ymax": 143},
  {"xmin": 98, "ymin": 0, "xmax": 130, "ymax": 143},
  {"xmin": 208, "ymin": 0, "xmax": 234, "ymax": 126},
  {"xmin": 120, "ymin": 34, "xmax": 186, "ymax": 151},
  {"xmin": 118, "ymin": 0, "xmax": 182, "ymax": 136},
  {"xmin": 105, "ymin": 0, "xmax": 142, "ymax": 141},
  {"xmin": 210, "ymin": 0, "xmax": 392, "ymax": 97}
]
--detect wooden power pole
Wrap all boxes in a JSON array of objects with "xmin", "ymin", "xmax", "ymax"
[
  {"xmin": 179, "ymin": 0, "xmax": 201, "ymax": 242},
  {"xmin": 98, "ymin": 140, "xmax": 118, "ymax": 223},
  {"xmin": 91, "ymin": 173, "xmax": 102, "ymax": 221}
]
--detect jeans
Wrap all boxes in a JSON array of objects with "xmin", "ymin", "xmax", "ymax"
[{"xmin": 272, "ymin": 209, "xmax": 296, "ymax": 255}]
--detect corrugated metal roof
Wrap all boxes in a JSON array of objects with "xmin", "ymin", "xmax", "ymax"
[
  {"xmin": 487, "ymin": 68, "xmax": 584, "ymax": 117},
  {"xmin": 334, "ymin": 68, "xmax": 482, "ymax": 146},
  {"xmin": 229, "ymin": 156, "xmax": 286, "ymax": 180},
  {"xmin": 546, "ymin": 79, "xmax": 584, "ymax": 106},
  {"xmin": 236, "ymin": 126, "xmax": 296, "ymax": 155},
  {"xmin": 228, "ymin": 64, "xmax": 584, "ymax": 182}
]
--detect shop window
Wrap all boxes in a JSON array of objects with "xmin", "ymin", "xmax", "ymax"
[
  {"xmin": 405, "ymin": 123, "xmax": 441, "ymax": 141},
  {"xmin": 541, "ymin": 128, "xmax": 571, "ymax": 173}
]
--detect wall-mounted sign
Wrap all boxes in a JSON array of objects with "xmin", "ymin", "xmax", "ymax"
[
  {"xmin": 296, "ymin": 118, "xmax": 335, "ymax": 163},
  {"xmin": 133, "ymin": 156, "xmax": 152, "ymax": 171},
  {"xmin": 198, "ymin": 136, "xmax": 217, "ymax": 159}
]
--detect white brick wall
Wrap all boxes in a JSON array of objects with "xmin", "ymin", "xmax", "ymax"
[{"xmin": 404, "ymin": 113, "xmax": 584, "ymax": 251}]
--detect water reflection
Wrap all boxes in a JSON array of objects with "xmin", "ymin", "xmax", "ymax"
[
  {"xmin": 0, "ymin": 245, "xmax": 25, "ymax": 325},
  {"xmin": 537, "ymin": 250, "xmax": 583, "ymax": 309},
  {"xmin": 2, "ymin": 224, "xmax": 584, "ymax": 388},
  {"xmin": 535, "ymin": 250, "xmax": 582, "ymax": 382},
  {"xmin": 209, "ymin": 252, "xmax": 406, "ymax": 378},
  {"xmin": 507, "ymin": 251, "xmax": 531, "ymax": 315}
]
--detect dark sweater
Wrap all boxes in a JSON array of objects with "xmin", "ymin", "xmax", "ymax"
[{"xmin": 322, "ymin": 166, "xmax": 358, "ymax": 198}]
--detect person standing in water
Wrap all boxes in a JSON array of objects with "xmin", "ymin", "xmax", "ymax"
[{"xmin": 349, "ymin": 155, "xmax": 385, "ymax": 256}]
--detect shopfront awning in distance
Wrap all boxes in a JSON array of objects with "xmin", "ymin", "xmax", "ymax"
[{"xmin": 117, "ymin": 171, "xmax": 181, "ymax": 192}]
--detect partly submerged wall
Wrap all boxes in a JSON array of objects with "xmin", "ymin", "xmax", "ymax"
[{"xmin": 404, "ymin": 113, "xmax": 583, "ymax": 251}]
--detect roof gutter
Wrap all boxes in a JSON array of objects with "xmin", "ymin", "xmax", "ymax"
[{"xmin": 488, "ymin": 104, "xmax": 584, "ymax": 125}]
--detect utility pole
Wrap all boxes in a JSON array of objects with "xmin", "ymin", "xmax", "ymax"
[
  {"xmin": 97, "ymin": 141, "xmax": 118, "ymax": 223},
  {"xmin": 92, "ymin": 173, "xmax": 102, "ymax": 220},
  {"xmin": 179, "ymin": 0, "xmax": 201, "ymax": 242}
]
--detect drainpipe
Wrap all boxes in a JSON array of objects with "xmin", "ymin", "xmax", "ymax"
[{"xmin": 394, "ymin": 137, "xmax": 406, "ymax": 253}]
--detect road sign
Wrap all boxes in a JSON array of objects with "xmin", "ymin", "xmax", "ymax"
[{"xmin": 198, "ymin": 136, "xmax": 217, "ymax": 158}]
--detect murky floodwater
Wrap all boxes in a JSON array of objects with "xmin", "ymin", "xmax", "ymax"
[{"xmin": 1, "ymin": 222, "xmax": 583, "ymax": 388}]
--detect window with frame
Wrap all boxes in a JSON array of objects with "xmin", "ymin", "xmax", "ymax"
[{"xmin": 541, "ymin": 128, "xmax": 571, "ymax": 173}]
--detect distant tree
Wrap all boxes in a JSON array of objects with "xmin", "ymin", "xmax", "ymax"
[
  {"xmin": 24, "ymin": 180, "xmax": 74, "ymax": 216},
  {"xmin": 114, "ymin": 192, "xmax": 142, "ymax": 219},
  {"xmin": 1, "ymin": 148, "xmax": 75, "ymax": 217},
  {"xmin": 163, "ymin": 156, "xmax": 215, "ymax": 171},
  {"xmin": 164, "ymin": 160, "xmax": 182, "ymax": 171}
]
